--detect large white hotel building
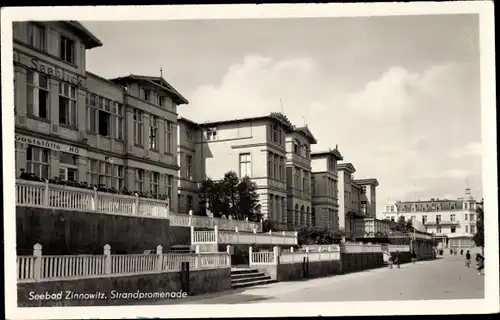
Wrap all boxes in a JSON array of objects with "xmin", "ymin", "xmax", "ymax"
[{"xmin": 381, "ymin": 188, "xmax": 480, "ymax": 249}]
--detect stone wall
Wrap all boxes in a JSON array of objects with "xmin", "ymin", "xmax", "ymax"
[
  {"xmin": 17, "ymin": 268, "xmax": 231, "ymax": 307},
  {"xmin": 340, "ymin": 253, "xmax": 384, "ymax": 273}
]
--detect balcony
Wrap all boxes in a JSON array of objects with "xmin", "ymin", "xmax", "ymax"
[
  {"xmin": 424, "ymin": 220, "xmax": 459, "ymax": 226},
  {"xmin": 288, "ymin": 153, "xmax": 311, "ymax": 169},
  {"xmin": 287, "ymin": 187, "xmax": 312, "ymax": 199}
]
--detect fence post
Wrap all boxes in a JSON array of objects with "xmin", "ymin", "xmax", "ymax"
[
  {"xmin": 134, "ymin": 193, "xmax": 140, "ymax": 215},
  {"xmin": 253, "ymin": 228, "xmax": 257, "ymax": 244},
  {"xmin": 273, "ymin": 246, "xmax": 279, "ymax": 265},
  {"xmin": 43, "ymin": 180, "xmax": 50, "ymax": 206},
  {"xmin": 156, "ymin": 245, "xmax": 163, "ymax": 272},
  {"xmin": 188, "ymin": 209, "xmax": 193, "ymax": 227},
  {"xmin": 290, "ymin": 246, "xmax": 294, "ymax": 252},
  {"xmin": 92, "ymin": 186, "xmax": 99, "ymax": 211},
  {"xmin": 269, "ymin": 230, "xmax": 273, "ymax": 245},
  {"xmin": 190, "ymin": 226, "xmax": 195, "ymax": 244},
  {"xmin": 214, "ymin": 225, "xmax": 219, "ymax": 244},
  {"xmin": 294, "ymin": 231, "xmax": 299, "ymax": 245},
  {"xmin": 249, "ymin": 246, "xmax": 253, "ymax": 265},
  {"xmin": 104, "ymin": 244, "xmax": 111, "ymax": 274},
  {"xmin": 235, "ymin": 227, "xmax": 239, "ymax": 243},
  {"xmin": 195, "ymin": 245, "xmax": 201, "ymax": 269},
  {"xmin": 33, "ymin": 243, "xmax": 42, "ymax": 282},
  {"xmin": 226, "ymin": 245, "xmax": 232, "ymax": 266}
]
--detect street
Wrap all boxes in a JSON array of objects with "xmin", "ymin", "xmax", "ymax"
[{"xmin": 151, "ymin": 255, "xmax": 484, "ymax": 304}]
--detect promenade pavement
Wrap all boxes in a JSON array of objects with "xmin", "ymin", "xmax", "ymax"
[{"xmin": 149, "ymin": 254, "xmax": 484, "ymax": 305}]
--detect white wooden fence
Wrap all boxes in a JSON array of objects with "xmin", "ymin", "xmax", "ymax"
[
  {"xmin": 248, "ymin": 245, "xmax": 341, "ymax": 266},
  {"xmin": 16, "ymin": 179, "xmax": 264, "ymax": 232},
  {"xmin": 191, "ymin": 226, "xmax": 298, "ymax": 246},
  {"xmin": 340, "ymin": 243, "xmax": 383, "ymax": 253},
  {"xmin": 17, "ymin": 243, "xmax": 231, "ymax": 283},
  {"xmin": 16, "ymin": 179, "xmax": 168, "ymax": 218}
]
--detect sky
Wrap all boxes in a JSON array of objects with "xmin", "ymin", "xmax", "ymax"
[{"xmin": 82, "ymin": 14, "xmax": 482, "ymax": 217}]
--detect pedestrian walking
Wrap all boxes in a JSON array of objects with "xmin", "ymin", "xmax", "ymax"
[
  {"xmin": 460, "ymin": 249, "xmax": 463, "ymax": 255},
  {"xmin": 476, "ymin": 253, "xmax": 485, "ymax": 275},
  {"xmin": 411, "ymin": 251, "xmax": 417, "ymax": 264},
  {"xmin": 395, "ymin": 250, "xmax": 401, "ymax": 268},
  {"xmin": 388, "ymin": 254, "xmax": 394, "ymax": 269},
  {"xmin": 450, "ymin": 248, "xmax": 453, "ymax": 255},
  {"xmin": 465, "ymin": 250, "xmax": 471, "ymax": 268}
]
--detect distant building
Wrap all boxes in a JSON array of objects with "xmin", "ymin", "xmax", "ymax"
[
  {"xmin": 381, "ymin": 188, "xmax": 478, "ymax": 249},
  {"xmin": 310, "ymin": 148, "xmax": 344, "ymax": 232}
]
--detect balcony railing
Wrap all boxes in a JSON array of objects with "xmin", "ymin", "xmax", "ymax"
[
  {"xmin": 191, "ymin": 226, "xmax": 298, "ymax": 246},
  {"xmin": 424, "ymin": 220, "xmax": 460, "ymax": 226}
]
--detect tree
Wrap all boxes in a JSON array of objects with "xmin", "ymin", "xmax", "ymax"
[
  {"xmin": 473, "ymin": 200, "xmax": 484, "ymax": 248},
  {"xmin": 198, "ymin": 171, "xmax": 262, "ymax": 221},
  {"xmin": 392, "ymin": 216, "xmax": 412, "ymax": 232},
  {"xmin": 296, "ymin": 225, "xmax": 341, "ymax": 246}
]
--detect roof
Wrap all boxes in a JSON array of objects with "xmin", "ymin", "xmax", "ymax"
[
  {"xmin": 109, "ymin": 74, "xmax": 189, "ymax": 105},
  {"xmin": 63, "ymin": 21, "xmax": 103, "ymax": 49},
  {"xmin": 338, "ymin": 162, "xmax": 356, "ymax": 173},
  {"xmin": 198, "ymin": 112, "xmax": 295, "ymax": 131},
  {"xmin": 353, "ymin": 178, "xmax": 379, "ymax": 187},
  {"xmin": 178, "ymin": 117, "xmax": 200, "ymax": 128},
  {"xmin": 311, "ymin": 148, "xmax": 343, "ymax": 160},
  {"xmin": 293, "ymin": 126, "xmax": 317, "ymax": 144}
]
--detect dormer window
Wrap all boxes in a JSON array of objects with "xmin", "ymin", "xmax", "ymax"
[
  {"xmin": 271, "ymin": 124, "xmax": 278, "ymax": 143},
  {"xmin": 207, "ymin": 127, "xmax": 217, "ymax": 141},
  {"xmin": 28, "ymin": 23, "xmax": 46, "ymax": 52},
  {"xmin": 154, "ymin": 93, "xmax": 165, "ymax": 107},
  {"xmin": 60, "ymin": 35, "xmax": 75, "ymax": 64},
  {"xmin": 293, "ymin": 140, "xmax": 300, "ymax": 154}
]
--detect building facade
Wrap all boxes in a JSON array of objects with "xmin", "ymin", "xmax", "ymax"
[
  {"xmin": 177, "ymin": 113, "xmax": 295, "ymax": 222},
  {"xmin": 310, "ymin": 148, "xmax": 343, "ymax": 232},
  {"xmin": 381, "ymin": 188, "xmax": 478, "ymax": 249},
  {"xmin": 285, "ymin": 126, "xmax": 317, "ymax": 227},
  {"xmin": 13, "ymin": 21, "xmax": 187, "ymax": 210},
  {"xmin": 353, "ymin": 178, "xmax": 379, "ymax": 218}
]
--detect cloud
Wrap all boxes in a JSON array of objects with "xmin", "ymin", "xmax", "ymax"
[
  {"xmin": 180, "ymin": 55, "xmax": 481, "ymax": 216},
  {"xmin": 448, "ymin": 142, "xmax": 482, "ymax": 158}
]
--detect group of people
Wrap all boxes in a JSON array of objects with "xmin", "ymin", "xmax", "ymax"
[{"xmin": 463, "ymin": 249, "xmax": 485, "ymax": 275}]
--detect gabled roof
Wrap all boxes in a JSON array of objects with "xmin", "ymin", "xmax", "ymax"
[
  {"xmin": 338, "ymin": 162, "xmax": 356, "ymax": 173},
  {"xmin": 109, "ymin": 74, "xmax": 189, "ymax": 105},
  {"xmin": 63, "ymin": 21, "xmax": 103, "ymax": 49},
  {"xmin": 353, "ymin": 178, "xmax": 379, "ymax": 187},
  {"xmin": 198, "ymin": 112, "xmax": 294, "ymax": 131},
  {"xmin": 293, "ymin": 126, "xmax": 317, "ymax": 144},
  {"xmin": 311, "ymin": 148, "xmax": 343, "ymax": 160},
  {"xmin": 178, "ymin": 117, "xmax": 200, "ymax": 128}
]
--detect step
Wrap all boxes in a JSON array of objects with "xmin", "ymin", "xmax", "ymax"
[
  {"xmin": 231, "ymin": 278, "xmax": 277, "ymax": 289},
  {"xmin": 230, "ymin": 269, "xmax": 260, "ymax": 275},
  {"xmin": 231, "ymin": 274, "xmax": 271, "ymax": 284},
  {"xmin": 231, "ymin": 272, "xmax": 269, "ymax": 280}
]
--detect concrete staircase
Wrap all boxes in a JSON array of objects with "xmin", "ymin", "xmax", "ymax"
[{"xmin": 231, "ymin": 268, "xmax": 276, "ymax": 289}]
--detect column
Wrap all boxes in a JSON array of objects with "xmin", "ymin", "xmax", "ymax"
[
  {"xmin": 281, "ymin": 197, "xmax": 287, "ymax": 225},
  {"xmin": 77, "ymin": 157, "xmax": 87, "ymax": 182},
  {"xmin": 50, "ymin": 150, "xmax": 59, "ymax": 179},
  {"xmin": 49, "ymin": 78, "xmax": 60, "ymax": 134}
]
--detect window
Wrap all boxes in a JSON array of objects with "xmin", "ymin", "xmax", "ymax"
[
  {"xmin": 110, "ymin": 101, "xmax": 124, "ymax": 139},
  {"xmin": 165, "ymin": 121, "xmax": 173, "ymax": 153},
  {"xmin": 98, "ymin": 100, "xmax": 111, "ymax": 137},
  {"xmin": 150, "ymin": 171, "xmax": 159, "ymax": 195},
  {"xmin": 206, "ymin": 127, "xmax": 217, "ymax": 141},
  {"xmin": 98, "ymin": 161, "xmax": 112, "ymax": 187},
  {"xmin": 60, "ymin": 36, "xmax": 75, "ymax": 64},
  {"xmin": 361, "ymin": 186, "xmax": 366, "ymax": 194},
  {"xmin": 464, "ymin": 202, "xmax": 468, "ymax": 209},
  {"xmin": 166, "ymin": 175, "xmax": 173, "ymax": 201},
  {"xmin": 87, "ymin": 160, "xmax": 99, "ymax": 185},
  {"xmin": 411, "ymin": 205, "xmax": 416, "ymax": 212},
  {"xmin": 133, "ymin": 109, "xmax": 144, "ymax": 146},
  {"xmin": 437, "ymin": 226, "xmax": 442, "ymax": 233},
  {"xmin": 27, "ymin": 70, "xmax": 50, "ymax": 119},
  {"xmin": 470, "ymin": 225, "xmax": 475, "ymax": 234},
  {"xmin": 390, "ymin": 217, "xmax": 395, "ymax": 222},
  {"xmin": 278, "ymin": 157, "xmax": 283, "ymax": 180},
  {"xmin": 465, "ymin": 225, "xmax": 469, "ymax": 233},
  {"xmin": 154, "ymin": 93, "xmax": 164, "ymax": 107},
  {"xmin": 86, "ymin": 93, "xmax": 97, "ymax": 132},
  {"xmin": 149, "ymin": 116, "xmax": 158, "ymax": 151},
  {"xmin": 59, "ymin": 152, "xmax": 76, "ymax": 166},
  {"xmin": 436, "ymin": 215, "xmax": 441, "ymax": 223},
  {"xmin": 112, "ymin": 165, "xmax": 124, "ymax": 191},
  {"xmin": 28, "ymin": 23, "xmax": 46, "ymax": 51},
  {"xmin": 271, "ymin": 124, "xmax": 278, "ymax": 142},
  {"xmin": 464, "ymin": 214, "xmax": 468, "ymax": 220},
  {"xmin": 143, "ymin": 89, "xmax": 151, "ymax": 101},
  {"xmin": 135, "ymin": 169, "xmax": 144, "ymax": 192},
  {"xmin": 450, "ymin": 214, "xmax": 456, "ymax": 221},
  {"xmin": 26, "ymin": 146, "xmax": 49, "ymax": 179},
  {"xmin": 59, "ymin": 82, "xmax": 77, "ymax": 126},
  {"xmin": 239, "ymin": 153, "xmax": 251, "ymax": 177},
  {"xmin": 294, "ymin": 167, "xmax": 300, "ymax": 189},
  {"xmin": 267, "ymin": 152, "xmax": 272, "ymax": 177},
  {"xmin": 422, "ymin": 215, "xmax": 427, "ymax": 224},
  {"xmin": 293, "ymin": 140, "xmax": 299, "ymax": 154},
  {"xmin": 451, "ymin": 226, "xmax": 456, "ymax": 233},
  {"xmin": 186, "ymin": 128, "xmax": 193, "ymax": 142},
  {"xmin": 186, "ymin": 155, "xmax": 193, "ymax": 179},
  {"xmin": 274, "ymin": 154, "xmax": 279, "ymax": 180},
  {"xmin": 469, "ymin": 214, "xmax": 475, "ymax": 221},
  {"xmin": 187, "ymin": 195, "xmax": 193, "ymax": 211}
]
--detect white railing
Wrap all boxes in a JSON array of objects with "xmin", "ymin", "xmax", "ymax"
[
  {"xmin": 280, "ymin": 246, "xmax": 341, "ymax": 264},
  {"xmin": 17, "ymin": 243, "xmax": 230, "ymax": 283},
  {"xmin": 250, "ymin": 251, "xmax": 275, "ymax": 265},
  {"xmin": 386, "ymin": 245, "xmax": 411, "ymax": 252},
  {"xmin": 340, "ymin": 243, "xmax": 383, "ymax": 253},
  {"xmin": 169, "ymin": 212, "xmax": 263, "ymax": 232},
  {"xmin": 191, "ymin": 226, "xmax": 298, "ymax": 246},
  {"xmin": 301, "ymin": 244, "xmax": 341, "ymax": 252},
  {"xmin": 16, "ymin": 179, "xmax": 169, "ymax": 219}
]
